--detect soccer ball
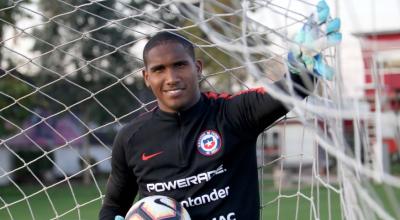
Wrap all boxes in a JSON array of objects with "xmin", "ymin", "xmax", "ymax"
[{"xmin": 125, "ymin": 195, "xmax": 191, "ymax": 220}]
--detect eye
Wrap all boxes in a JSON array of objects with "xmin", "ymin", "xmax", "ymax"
[
  {"xmin": 175, "ymin": 61, "xmax": 187, "ymax": 68},
  {"xmin": 151, "ymin": 66, "xmax": 164, "ymax": 73}
]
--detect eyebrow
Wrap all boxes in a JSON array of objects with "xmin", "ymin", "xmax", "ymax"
[
  {"xmin": 149, "ymin": 59, "xmax": 189, "ymax": 72},
  {"xmin": 174, "ymin": 60, "xmax": 189, "ymax": 66},
  {"xmin": 149, "ymin": 64, "xmax": 165, "ymax": 72}
]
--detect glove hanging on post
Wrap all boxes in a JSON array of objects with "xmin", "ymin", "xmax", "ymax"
[{"xmin": 287, "ymin": 0, "xmax": 342, "ymax": 80}]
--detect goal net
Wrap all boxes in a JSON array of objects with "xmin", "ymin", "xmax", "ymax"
[{"xmin": 1, "ymin": 0, "xmax": 400, "ymax": 219}]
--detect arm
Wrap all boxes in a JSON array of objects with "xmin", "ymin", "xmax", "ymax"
[
  {"xmin": 99, "ymin": 131, "xmax": 137, "ymax": 220},
  {"xmin": 224, "ymin": 0, "xmax": 341, "ymax": 135},
  {"xmin": 224, "ymin": 72, "xmax": 315, "ymax": 136}
]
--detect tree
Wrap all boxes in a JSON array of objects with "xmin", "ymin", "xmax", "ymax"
[
  {"xmin": 29, "ymin": 0, "xmax": 182, "ymax": 184},
  {"xmin": 31, "ymin": 0, "xmax": 181, "ymax": 125},
  {"xmin": 0, "ymin": 0, "xmax": 31, "ymax": 66},
  {"xmin": 0, "ymin": 69, "xmax": 36, "ymax": 137},
  {"xmin": 0, "ymin": 1, "xmax": 34, "ymax": 137}
]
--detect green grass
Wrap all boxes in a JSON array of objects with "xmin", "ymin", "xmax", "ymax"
[
  {"xmin": 260, "ymin": 185, "xmax": 342, "ymax": 220},
  {"xmin": 392, "ymin": 162, "xmax": 400, "ymax": 175},
  {"xmin": 1, "ymin": 179, "xmax": 399, "ymax": 220},
  {"xmin": 0, "ymin": 180, "xmax": 105, "ymax": 220}
]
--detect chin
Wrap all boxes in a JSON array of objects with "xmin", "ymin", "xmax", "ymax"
[
  {"xmin": 161, "ymin": 96, "xmax": 197, "ymax": 112},
  {"xmin": 168, "ymin": 101, "xmax": 190, "ymax": 112}
]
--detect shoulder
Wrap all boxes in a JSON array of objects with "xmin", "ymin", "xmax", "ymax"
[
  {"xmin": 115, "ymin": 110, "xmax": 155, "ymax": 145},
  {"xmin": 203, "ymin": 91, "xmax": 232, "ymax": 100},
  {"xmin": 203, "ymin": 87, "xmax": 266, "ymax": 101}
]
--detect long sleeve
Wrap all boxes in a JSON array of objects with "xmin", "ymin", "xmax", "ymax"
[
  {"xmin": 223, "ymin": 72, "xmax": 316, "ymax": 136},
  {"xmin": 99, "ymin": 131, "xmax": 138, "ymax": 220}
]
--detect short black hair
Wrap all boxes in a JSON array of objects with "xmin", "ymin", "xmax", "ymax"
[{"xmin": 143, "ymin": 31, "xmax": 195, "ymax": 66}]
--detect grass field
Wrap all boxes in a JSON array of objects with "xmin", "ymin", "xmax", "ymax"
[
  {"xmin": 0, "ymin": 178, "xmax": 399, "ymax": 220},
  {"xmin": 0, "ymin": 180, "xmax": 104, "ymax": 220},
  {"xmin": 260, "ymin": 186, "xmax": 342, "ymax": 220}
]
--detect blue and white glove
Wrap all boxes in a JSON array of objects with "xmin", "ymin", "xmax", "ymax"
[
  {"xmin": 115, "ymin": 215, "xmax": 124, "ymax": 220},
  {"xmin": 287, "ymin": 0, "xmax": 342, "ymax": 80}
]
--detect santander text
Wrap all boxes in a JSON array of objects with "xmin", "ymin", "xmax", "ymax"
[{"xmin": 180, "ymin": 186, "xmax": 230, "ymax": 208}]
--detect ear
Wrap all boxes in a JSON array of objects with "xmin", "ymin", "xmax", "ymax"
[
  {"xmin": 195, "ymin": 59, "xmax": 203, "ymax": 79},
  {"xmin": 142, "ymin": 69, "xmax": 150, "ymax": 88}
]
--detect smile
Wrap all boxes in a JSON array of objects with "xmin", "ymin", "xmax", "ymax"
[{"xmin": 164, "ymin": 88, "xmax": 185, "ymax": 96}]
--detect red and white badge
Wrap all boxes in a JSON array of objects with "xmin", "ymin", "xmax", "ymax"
[{"xmin": 197, "ymin": 130, "xmax": 222, "ymax": 156}]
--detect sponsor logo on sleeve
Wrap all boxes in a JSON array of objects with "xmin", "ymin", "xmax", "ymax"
[{"xmin": 197, "ymin": 130, "xmax": 222, "ymax": 156}]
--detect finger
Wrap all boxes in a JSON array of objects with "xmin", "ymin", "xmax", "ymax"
[
  {"xmin": 317, "ymin": 0, "xmax": 330, "ymax": 24},
  {"xmin": 301, "ymin": 32, "xmax": 342, "ymax": 55},
  {"xmin": 295, "ymin": 16, "xmax": 320, "ymax": 44},
  {"xmin": 314, "ymin": 54, "xmax": 334, "ymax": 80},
  {"xmin": 326, "ymin": 18, "xmax": 340, "ymax": 34},
  {"xmin": 327, "ymin": 32, "xmax": 342, "ymax": 45},
  {"xmin": 294, "ymin": 27, "xmax": 305, "ymax": 44}
]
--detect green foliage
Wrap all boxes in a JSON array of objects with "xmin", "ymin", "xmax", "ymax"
[
  {"xmin": 392, "ymin": 162, "xmax": 400, "ymax": 175},
  {"xmin": 30, "ymin": 0, "xmax": 178, "ymax": 125},
  {"xmin": 0, "ymin": 70, "xmax": 36, "ymax": 137},
  {"xmin": 0, "ymin": 2, "xmax": 34, "ymax": 132},
  {"xmin": 12, "ymin": 150, "xmax": 55, "ymax": 182},
  {"xmin": 1, "ymin": 0, "xmax": 271, "ymax": 128}
]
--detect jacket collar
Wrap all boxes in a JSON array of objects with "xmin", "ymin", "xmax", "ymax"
[{"xmin": 154, "ymin": 94, "xmax": 206, "ymax": 122}]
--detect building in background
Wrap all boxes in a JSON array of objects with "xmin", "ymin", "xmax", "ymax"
[{"xmin": 354, "ymin": 30, "xmax": 400, "ymax": 167}]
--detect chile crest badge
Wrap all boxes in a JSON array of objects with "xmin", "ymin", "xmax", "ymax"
[{"xmin": 197, "ymin": 130, "xmax": 222, "ymax": 156}]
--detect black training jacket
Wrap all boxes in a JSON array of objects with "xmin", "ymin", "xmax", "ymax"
[{"xmin": 99, "ymin": 75, "xmax": 314, "ymax": 220}]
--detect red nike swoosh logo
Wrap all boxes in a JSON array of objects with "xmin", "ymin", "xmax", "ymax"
[{"xmin": 142, "ymin": 151, "xmax": 163, "ymax": 161}]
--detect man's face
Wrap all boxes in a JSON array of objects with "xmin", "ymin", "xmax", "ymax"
[{"xmin": 143, "ymin": 43, "xmax": 202, "ymax": 113}]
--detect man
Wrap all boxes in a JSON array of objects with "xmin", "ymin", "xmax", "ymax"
[{"xmin": 99, "ymin": 1, "xmax": 341, "ymax": 219}]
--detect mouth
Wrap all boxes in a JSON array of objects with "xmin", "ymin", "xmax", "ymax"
[{"xmin": 163, "ymin": 88, "xmax": 185, "ymax": 97}]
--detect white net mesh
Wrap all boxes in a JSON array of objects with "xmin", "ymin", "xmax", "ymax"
[{"xmin": 1, "ymin": 0, "xmax": 400, "ymax": 219}]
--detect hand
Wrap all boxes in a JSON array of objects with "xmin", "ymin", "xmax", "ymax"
[
  {"xmin": 287, "ymin": 0, "xmax": 342, "ymax": 80},
  {"xmin": 115, "ymin": 215, "xmax": 124, "ymax": 220}
]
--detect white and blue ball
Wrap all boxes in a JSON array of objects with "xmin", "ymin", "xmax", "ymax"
[{"xmin": 125, "ymin": 195, "xmax": 191, "ymax": 220}]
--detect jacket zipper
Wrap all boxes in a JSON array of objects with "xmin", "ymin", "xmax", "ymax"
[{"xmin": 177, "ymin": 112, "xmax": 184, "ymax": 166}]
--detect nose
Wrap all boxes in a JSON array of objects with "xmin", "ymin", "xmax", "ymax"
[{"xmin": 165, "ymin": 68, "xmax": 180, "ymax": 85}]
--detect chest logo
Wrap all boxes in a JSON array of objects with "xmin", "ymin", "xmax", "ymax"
[
  {"xmin": 197, "ymin": 130, "xmax": 222, "ymax": 156},
  {"xmin": 142, "ymin": 151, "xmax": 163, "ymax": 161}
]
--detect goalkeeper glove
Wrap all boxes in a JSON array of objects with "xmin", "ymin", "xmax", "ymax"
[{"xmin": 287, "ymin": 0, "xmax": 342, "ymax": 80}]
